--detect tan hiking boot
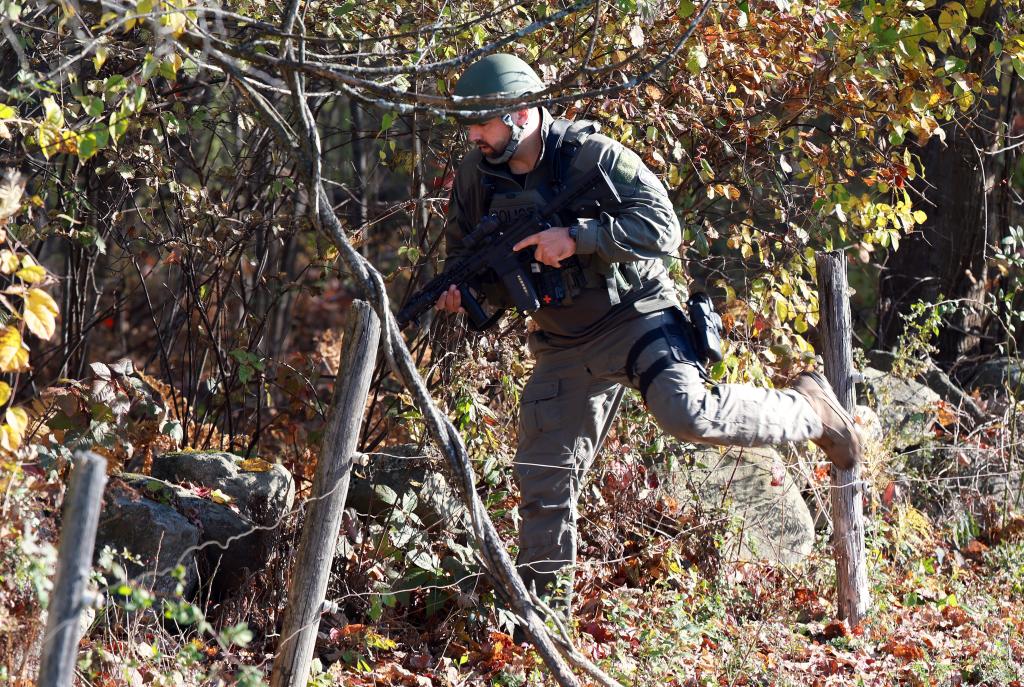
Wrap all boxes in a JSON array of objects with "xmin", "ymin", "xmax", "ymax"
[{"xmin": 792, "ymin": 371, "xmax": 862, "ymax": 470}]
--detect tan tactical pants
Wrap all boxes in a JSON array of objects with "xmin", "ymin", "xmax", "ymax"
[{"xmin": 514, "ymin": 307, "xmax": 822, "ymax": 600}]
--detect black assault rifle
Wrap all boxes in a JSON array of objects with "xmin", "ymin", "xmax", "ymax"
[{"xmin": 397, "ymin": 165, "xmax": 621, "ymax": 331}]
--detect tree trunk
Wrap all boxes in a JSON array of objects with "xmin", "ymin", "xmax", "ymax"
[
  {"xmin": 876, "ymin": 124, "xmax": 991, "ymax": 365},
  {"xmin": 876, "ymin": 3, "xmax": 1017, "ymax": 368}
]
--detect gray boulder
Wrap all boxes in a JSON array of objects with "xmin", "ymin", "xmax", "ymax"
[
  {"xmin": 867, "ymin": 350, "xmax": 987, "ymax": 428},
  {"xmin": 982, "ymin": 468, "xmax": 1024, "ymax": 510},
  {"xmin": 966, "ymin": 357, "xmax": 1024, "ymax": 399},
  {"xmin": 150, "ymin": 452, "xmax": 295, "ymax": 596},
  {"xmin": 121, "ymin": 475, "xmax": 267, "ymax": 598},
  {"xmin": 858, "ymin": 366, "xmax": 940, "ymax": 450},
  {"xmin": 95, "ymin": 452, "xmax": 296, "ymax": 600},
  {"xmin": 656, "ymin": 446, "xmax": 816, "ymax": 565},
  {"xmin": 347, "ymin": 444, "xmax": 469, "ymax": 534},
  {"xmin": 95, "ymin": 479, "xmax": 201, "ymax": 598},
  {"xmin": 151, "ymin": 451, "xmax": 295, "ymax": 526}
]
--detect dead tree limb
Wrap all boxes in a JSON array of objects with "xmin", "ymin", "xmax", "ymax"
[
  {"xmin": 37, "ymin": 452, "xmax": 107, "ymax": 687},
  {"xmin": 816, "ymin": 250, "xmax": 871, "ymax": 626},
  {"xmin": 270, "ymin": 300, "xmax": 380, "ymax": 687}
]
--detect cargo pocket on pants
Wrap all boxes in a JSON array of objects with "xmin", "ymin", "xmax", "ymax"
[{"xmin": 520, "ymin": 380, "xmax": 562, "ymax": 436}]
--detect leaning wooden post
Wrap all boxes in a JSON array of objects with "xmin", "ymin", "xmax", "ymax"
[
  {"xmin": 37, "ymin": 452, "xmax": 108, "ymax": 687},
  {"xmin": 271, "ymin": 300, "xmax": 380, "ymax": 687},
  {"xmin": 815, "ymin": 250, "xmax": 870, "ymax": 626}
]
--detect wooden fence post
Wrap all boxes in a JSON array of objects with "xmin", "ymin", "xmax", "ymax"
[
  {"xmin": 815, "ymin": 250, "xmax": 870, "ymax": 626},
  {"xmin": 37, "ymin": 451, "xmax": 108, "ymax": 687},
  {"xmin": 271, "ymin": 300, "xmax": 381, "ymax": 687}
]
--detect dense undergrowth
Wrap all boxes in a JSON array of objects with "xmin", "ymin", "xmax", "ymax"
[
  {"xmin": 2, "ymin": 371, "xmax": 1023, "ymax": 686},
  {"xmin": 1, "ymin": 0, "xmax": 1024, "ymax": 684}
]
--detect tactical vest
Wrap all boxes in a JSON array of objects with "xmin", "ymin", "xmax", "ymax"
[{"xmin": 480, "ymin": 119, "xmax": 644, "ymax": 312}]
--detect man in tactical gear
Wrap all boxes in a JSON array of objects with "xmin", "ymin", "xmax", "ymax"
[{"xmin": 434, "ymin": 53, "xmax": 862, "ymax": 609}]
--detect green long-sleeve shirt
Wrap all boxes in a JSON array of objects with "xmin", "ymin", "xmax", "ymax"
[{"xmin": 443, "ymin": 108, "xmax": 682, "ymax": 340}]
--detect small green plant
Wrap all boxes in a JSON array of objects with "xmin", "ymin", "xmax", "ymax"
[
  {"xmin": 993, "ymin": 224, "xmax": 1024, "ymax": 355},
  {"xmin": 891, "ymin": 297, "xmax": 955, "ymax": 377},
  {"xmin": 79, "ymin": 552, "xmax": 268, "ymax": 687}
]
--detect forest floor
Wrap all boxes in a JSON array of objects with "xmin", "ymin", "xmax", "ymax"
[
  {"xmin": 3, "ymin": 386, "xmax": 1023, "ymax": 687},
  {"xmin": 318, "ymin": 505, "xmax": 1024, "ymax": 687}
]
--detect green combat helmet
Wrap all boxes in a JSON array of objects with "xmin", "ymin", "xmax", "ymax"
[{"xmin": 453, "ymin": 53, "xmax": 545, "ymax": 164}]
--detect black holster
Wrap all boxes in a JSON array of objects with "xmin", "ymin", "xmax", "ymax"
[{"xmin": 686, "ymin": 292, "xmax": 724, "ymax": 364}]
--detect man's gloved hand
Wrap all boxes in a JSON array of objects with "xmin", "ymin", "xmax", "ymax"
[{"xmin": 513, "ymin": 227, "xmax": 576, "ymax": 268}]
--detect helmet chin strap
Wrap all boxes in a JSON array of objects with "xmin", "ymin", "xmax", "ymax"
[{"xmin": 484, "ymin": 113, "xmax": 526, "ymax": 165}]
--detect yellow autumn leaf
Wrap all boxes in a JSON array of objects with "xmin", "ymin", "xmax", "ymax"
[
  {"xmin": 161, "ymin": 4, "xmax": 187, "ymax": 37},
  {"xmin": 16, "ymin": 266, "xmax": 47, "ymax": 283},
  {"xmin": 0, "ymin": 326, "xmax": 29, "ymax": 372},
  {"xmin": 938, "ymin": 2, "xmax": 968, "ymax": 37},
  {"xmin": 16, "ymin": 255, "xmax": 45, "ymax": 283},
  {"xmin": 0, "ymin": 424, "xmax": 19, "ymax": 452},
  {"xmin": 1, "ymin": 407, "xmax": 28, "ymax": 451},
  {"xmin": 239, "ymin": 458, "xmax": 273, "ymax": 472},
  {"xmin": 0, "ymin": 381, "xmax": 10, "ymax": 406},
  {"xmin": 210, "ymin": 488, "xmax": 233, "ymax": 505},
  {"xmin": 23, "ymin": 288, "xmax": 59, "ymax": 340},
  {"xmin": 36, "ymin": 124, "xmax": 61, "ymax": 160},
  {"xmin": 0, "ymin": 250, "xmax": 19, "ymax": 274},
  {"xmin": 966, "ymin": 0, "xmax": 987, "ymax": 17},
  {"xmin": 5, "ymin": 407, "xmax": 27, "ymax": 436},
  {"xmin": 42, "ymin": 97, "xmax": 64, "ymax": 128}
]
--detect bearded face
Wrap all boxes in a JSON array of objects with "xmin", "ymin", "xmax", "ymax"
[{"xmin": 467, "ymin": 116, "xmax": 514, "ymax": 158}]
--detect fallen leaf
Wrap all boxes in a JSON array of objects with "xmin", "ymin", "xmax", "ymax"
[
  {"xmin": 962, "ymin": 539, "xmax": 988, "ymax": 560},
  {"xmin": 883, "ymin": 638, "xmax": 925, "ymax": 661},
  {"xmin": 581, "ymin": 620, "xmax": 615, "ymax": 644},
  {"xmin": 882, "ymin": 481, "xmax": 899, "ymax": 506},
  {"xmin": 822, "ymin": 619, "xmax": 849, "ymax": 640},
  {"xmin": 934, "ymin": 399, "xmax": 957, "ymax": 427},
  {"xmin": 190, "ymin": 485, "xmax": 211, "ymax": 498},
  {"xmin": 644, "ymin": 83, "xmax": 664, "ymax": 101},
  {"xmin": 942, "ymin": 606, "xmax": 966, "ymax": 630},
  {"xmin": 209, "ymin": 489, "xmax": 233, "ymax": 505},
  {"xmin": 239, "ymin": 458, "xmax": 273, "ymax": 472},
  {"xmin": 329, "ymin": 624, "xmax": 366, "ymax": 643}
]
